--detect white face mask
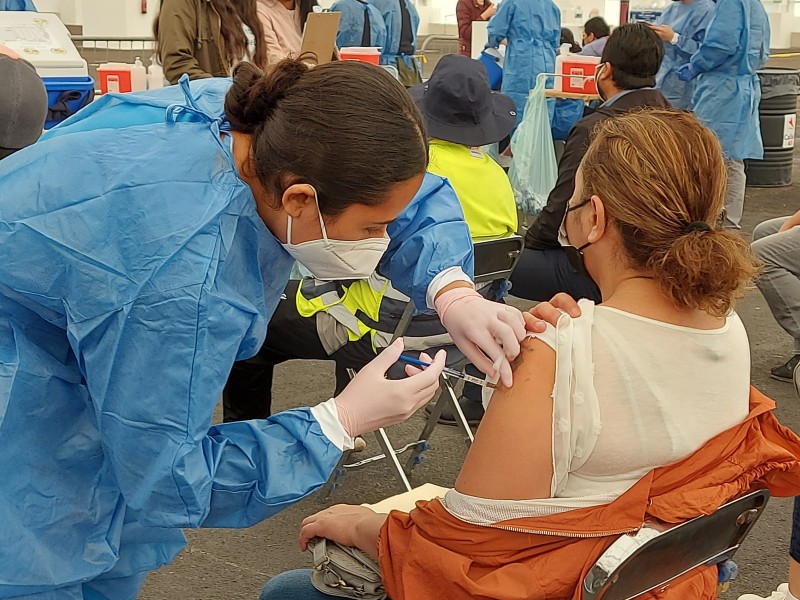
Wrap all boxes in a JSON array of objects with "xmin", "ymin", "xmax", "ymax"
[{"xmin": 280, "ymin": 191, "xmax": 390, "ymax": 281}]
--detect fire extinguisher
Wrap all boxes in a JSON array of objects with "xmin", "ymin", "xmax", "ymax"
[{"xmin": 141, "ymin": 0, "xmax": 147, "ymax": 14}]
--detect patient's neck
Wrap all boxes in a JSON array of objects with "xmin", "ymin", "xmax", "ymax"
[{"xmin": 600, "ymin": 273, "xmax": 725, "ymax": 330}]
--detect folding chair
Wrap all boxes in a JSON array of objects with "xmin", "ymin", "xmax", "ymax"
[
  {"xmin": 582, "ymin": 488, "xmax": 770, "ymax": 600},
  {"xmin": 319, "ymin": 234, "xmax": 525, "ymax": 499}
]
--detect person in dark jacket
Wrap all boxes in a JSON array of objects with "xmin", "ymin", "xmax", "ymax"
[
  {"xmin": 155, "ymin": 0, "xmax": 267, "ymax": 84},
  {"xmin": 456, "ymin": 0, "xmax": 495, "ymax": 57},
  {"xmin": 510, "ymin": 23, "xmax": 671, "ymax": 302}
]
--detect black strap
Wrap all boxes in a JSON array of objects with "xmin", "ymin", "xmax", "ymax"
[
  {"xmin": 361, "ymin": 3, "xmax": 371, "ymax": 46},
  {"xmin": 46, "ymin": 89, "xmax": 95, "ymax": 124},
  {"xmin": 397, "ymin": 0, "xmax": 414, "ymax": 55}
]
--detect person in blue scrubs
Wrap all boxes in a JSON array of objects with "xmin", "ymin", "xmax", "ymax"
[
  {"xmin": 676, "ymin": 0, "xmax": 770, "ymax": 229},
  {"xmin": 368, "ymin": 0, "xmax": 421, "ymax": 83},
  {"xmin": 0, "ymin": 59, "xmax": 532, "ymax": 599},
  {"xmin": 332, "ymin": 0, "xmax": 387, "ymax": 49},
  {"xmin": 486, "ymin": 0, "xmax": 561, "ymax": 126},
  {"xmin": 650, "ymin": 0, "xmax": 714, "ymax": 109},
  {"xmin": 0, "ymin": 0, "xmax": 36, "ymax": 9}
]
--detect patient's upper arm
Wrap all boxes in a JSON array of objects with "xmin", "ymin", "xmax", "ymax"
[{"xmin": 454, "ymin": 336, "xmax": 556, "ymax": 501}]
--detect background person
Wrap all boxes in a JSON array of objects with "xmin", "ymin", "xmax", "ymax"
[
  {"xmin": 256, "ymin": 0, "xmax": 317, "ymax": 66},
  {"xmin": 561, "ymin": 26, "xmax": 582, "ymax": 53},
  {"xmin": 332, "ymin": 0, "xmax": 387, "ymax": 50},
  {"xmin": 676, "ymin": 0, "xmax": 770, "ymax": 229},
  {"xmin": 0, "ymin": 44, "xmax": 47, "ymax": 160},
  {"xmin": 485, "ymin": 0, "xmax": 560, "ymax": 127},
  {"xmin": 155, "ymin": 0, "xmax": 266, "ymax": 83},
  {"xmin": 510, "ymin": 23, "xmax": 669, "ymax": 302},
  {"xmin": 456, "ymin": 0, "xmax": 495, "ymax": 57},
  {"xmin": 650, "ymin": 0, "xmax": 714, "ymax": 109},
  {"xmin": 751, "ymin": 211, "xmax": 800, "ymax": 381},
  {"xmin": 411, "ymin": 54, "xmax": 518, "ymax": 425},
  {"xmin": 369, "ymin": 0, "xmax": 422, "ymax": 85},
  {"xmin": 579, "ymin": 15, "xmax": 610, "ymax": 56}
]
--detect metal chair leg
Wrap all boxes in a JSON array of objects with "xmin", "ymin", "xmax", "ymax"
[
  {"xmin": 374, "ymin": 427, "xmax": 413, "ymax": 492},
  {"xmin": 443, "ymin": 373, "xmax": 474, "ymax": 447},
  {"xmin": 318, "ymin": 449, "xmax": 352, "ymax": 503}
]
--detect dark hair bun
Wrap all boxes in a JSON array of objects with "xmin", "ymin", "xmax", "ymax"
[{"xmin": 225, "ymin": 59, "xmax": 309, "ymax": 133}]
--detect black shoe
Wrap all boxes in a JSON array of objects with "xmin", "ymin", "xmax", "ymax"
[
  {"xmin": 771, "ymin": 355, "xmax": 800, "ymax": 382},
  {"xmin": 425, "ymin": 396, "xmax": 484, "ymax": 426}
]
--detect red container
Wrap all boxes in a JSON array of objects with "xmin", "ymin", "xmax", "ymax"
[
  {"xmin": 560, "ymin": 58, "xmax": 599, "ymax": 94},
  {"xmin": 97, "ymin": 64, "xmax": 133, "ymax": 94},
  {"xmin": 340, "ymin": 47, "xmax": 381, "ymax": 65}
]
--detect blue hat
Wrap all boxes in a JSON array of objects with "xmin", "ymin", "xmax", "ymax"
[{"xmin": 409, "ymin": 54, "xmax": 516, "ymax": 147}]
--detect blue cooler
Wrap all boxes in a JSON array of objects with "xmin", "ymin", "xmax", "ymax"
[
  {"xmin": 43, "ymin": 76, "xmax": 96, "ymax": 129},
  {"xmin": 1, "ymin": 11, "xmax": 95, "ymax": 129},
  {"xmin": 479, "ymin": 50, "xmax": 503, "ymax": 91}
]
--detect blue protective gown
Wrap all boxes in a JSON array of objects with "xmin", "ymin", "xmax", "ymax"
[
  {"xmin": 655, "ymin": 0, "xmax": 714, "ymax": 110},
  {"xmin": 332, "ymin": 0, "xmax": 388, "ymax": 50},
  {"xmin": 367, "ymin": 0, "xmax": 420, "ymax": 67},
  {"xmin": 0, "ymin": 0, "xmax": 36, "ymax": 9},
  {"xmin": 487, "ymin": 0, "xmax": 561, "ymax": 127},
  {"xmin": 0, "ymin": 79, "xmax": 473, "ymax": 599},
  {"xmin": 689, "ymin": 0, "xmax": 770, "ymax": 160}
]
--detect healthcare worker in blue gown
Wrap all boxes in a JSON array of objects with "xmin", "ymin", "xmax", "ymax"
[
  {"xmin": 0, "ymin": 59, "xmax": 531, "ymax": 599},
  {"xmin": 368, "ymin": 0, "xmax": 421, "ymax": 83},
  {"xmin": 486, "ymin": 0, "xmax": 561, "ymax": 127},
  {"xmin": 676, "ymin": 0, "xmax": 770, "ymax": 229},
  {"xmin": 0, "ymin": 0, "xmax": 36, "ymax": 9},
  {"xmin": 332, "ymin": 0, "xmax": 387, "ymax": 50},
  {"xmin": 650, "ymin": 0, "xmax": 714, "ymax": 109}
]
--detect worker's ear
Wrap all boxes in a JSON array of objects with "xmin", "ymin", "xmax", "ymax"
[
  {"xmin": 281, "ymin": 183, "xmax": 317, "ymax": 219},
  {"xmin": 598, "ymin": 62, "xmax": 613, "ymax": 84}
]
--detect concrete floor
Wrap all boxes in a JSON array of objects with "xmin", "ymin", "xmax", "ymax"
[{"xmin": 141, "ymin": 61, "xmax": 800, "ymax": 600}]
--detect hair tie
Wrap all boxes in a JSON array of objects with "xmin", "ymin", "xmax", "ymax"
[{"xmin": 684, "ymin": 221, "xmax": 712, "ymax": 234}]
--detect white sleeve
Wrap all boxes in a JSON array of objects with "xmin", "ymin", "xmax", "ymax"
[
  {"xmin": 426, "ymin": 266, "xmax": 474, "ymax": 310},
  {"xmin": 310, "ymin": 398, "xmax": 356, "ymax": 451}
]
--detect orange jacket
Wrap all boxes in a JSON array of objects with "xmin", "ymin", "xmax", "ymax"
[{"xmin": 378, "ymin": 387, "xmax": 800, "ymax": 600}]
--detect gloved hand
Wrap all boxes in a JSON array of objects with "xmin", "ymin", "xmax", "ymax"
[
  {"xmin": 334, "ymin": 338, "xmax": 445, "ymax": 437},
  {"xmin": 676, "ymin": 63, "xmax": 697, "ymax": 82},
  {"xmin": 436, "ymin": 288, "xmax": 526, "ymax": 388}
]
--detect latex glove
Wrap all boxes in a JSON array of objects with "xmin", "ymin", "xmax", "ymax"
[
  {"xmin": 334, "ymin": 338, "xmax": 445, "ymax": 437},
  {"xmin": 676, "ymin": 63, "xmax": 697, "ymax": 82},
  {"xmin": 436, "ymin": 288, "xmax": 526, "ymax": 388}
]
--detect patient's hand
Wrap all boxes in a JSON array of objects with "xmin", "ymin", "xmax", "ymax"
[
  {"xmin": 299, "ymin": 504, "xmax": 388, "ymax": 561},
  {"xmin": 524, "ymin": 292, "xmax": 581, "ymax": 332}
]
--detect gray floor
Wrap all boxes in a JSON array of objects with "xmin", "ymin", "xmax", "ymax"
[{"xmin": 141, "ymin": 64, "xmax": 800, "ymax": 600}]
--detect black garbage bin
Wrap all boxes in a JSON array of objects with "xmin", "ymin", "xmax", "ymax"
[{"xmin": 745, "ymin": 68, "xmax": 800, "ymax": 187}]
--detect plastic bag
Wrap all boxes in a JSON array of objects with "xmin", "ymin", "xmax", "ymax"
[{"xmin": 508, "ymin": 77, "xmax": 558, "ymax": 216}]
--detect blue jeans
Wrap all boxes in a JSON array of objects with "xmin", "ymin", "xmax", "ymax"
[
  {"xmin": 259, "ymin": 570, "xmax": 339, "ymax": 600},
  {"xmin": 792, "ymin": 497, "xmax": 800, "ymax": 563}
]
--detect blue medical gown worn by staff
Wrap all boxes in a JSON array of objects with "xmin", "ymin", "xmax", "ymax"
[
  {"xmin": 487, "ymin": 0, "xmax": 560, "ymax": 127},
  {"xmin": 0, "ymin": 0, "xmax": 36, "ymax": 9},
  {"xmin": 368, "ymin": 0, "xmax": 420, "ymax": 67},
  {"xmin": 655, "ymin": 0, "xmax": 714, "ymax": 109},
  {"xmin": 689, "ymin": 0, "xmax": 770, "ymax": 160},
  {"xmin": 332, "ymin": 0, "xmax": 388, "ymax": 50},
  {"xmin": 0, "ymin": 79, "xmax": 473, "ymax": 599}
]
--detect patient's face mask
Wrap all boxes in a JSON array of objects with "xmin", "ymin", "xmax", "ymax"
[
  {"xmin": 281, "ymin": 190, "xmax": 390, "ymax": 281},
  {"xmin": 558, "ymin": 197, "xmax": 594, "ymax": 278}
]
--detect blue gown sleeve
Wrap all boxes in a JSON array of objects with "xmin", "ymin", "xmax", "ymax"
[
  {"xmin": 486, "ymin": 0, "xmax": 514, "ymax": 48},
  {"xmin": 70, "ymin": 282, "xmax": 343, "ymax": 529},
  {"xmin": 689, "ymin": 0, "xmax": 743, "ymax": 74},
  {"xmin": 676, "ymin": 10, "xmax": 713, "ymax": 56},
  {"xmin": 381, "ymin": 173, "xmax": 474, "ymax": 309}
]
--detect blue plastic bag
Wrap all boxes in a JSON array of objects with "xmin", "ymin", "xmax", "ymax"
[{"xmin": 508, "ymin": 77, "xmax": 558, "ymax": 216}]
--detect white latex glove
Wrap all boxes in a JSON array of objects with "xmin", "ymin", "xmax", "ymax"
[
  {"xmin": 436, "ymin": 288, "xmax": 526, "ymax": 387},
  {"xmin": 334, "ymin": 339, "xmax": 446, "ymax": 437}
]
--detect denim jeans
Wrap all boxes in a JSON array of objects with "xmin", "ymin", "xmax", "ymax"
[{"xmin": 259, "ymin": 570, "xmax": 347, "ymax": 600}]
